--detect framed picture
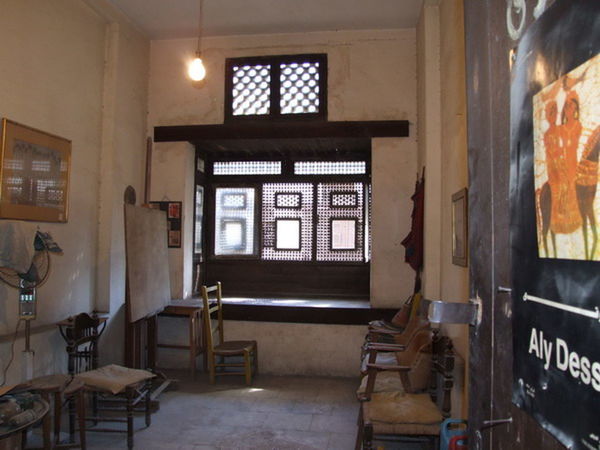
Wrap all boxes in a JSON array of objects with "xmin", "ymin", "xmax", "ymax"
[
  {"xmin": 149, "ymin": 201, "xmax": 182, "ymax": 248},
  {"xmin": 451, "ymin": 187, "xmax": 468, "ymax": 266},
  {"xmin": 0, "ymin": 119, "xmax": 71, "ymax": 222}
]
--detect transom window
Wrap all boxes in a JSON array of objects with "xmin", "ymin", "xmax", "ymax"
[{"xmin": 224, "ymin": 54, "xmax": 327, "ymax": 122}]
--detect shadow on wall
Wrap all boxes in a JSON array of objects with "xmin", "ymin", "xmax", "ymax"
[{"xmin": 98, "ymin": 303, "xmax": 125, "ymax": 367}]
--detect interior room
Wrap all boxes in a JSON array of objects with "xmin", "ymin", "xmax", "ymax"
[{"xmin": 0, "ymin": 0, "xmax": 597, "ymax": 449}]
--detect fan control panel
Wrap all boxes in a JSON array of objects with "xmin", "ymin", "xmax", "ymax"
[{"xmin": 19, "ymin": 287, "xmax": 36, "ymax": 320}]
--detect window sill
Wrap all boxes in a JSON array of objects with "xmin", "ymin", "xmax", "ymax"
[{"xmin": 220, "ymin": 297, "xmax": 396, "ymax": 325}]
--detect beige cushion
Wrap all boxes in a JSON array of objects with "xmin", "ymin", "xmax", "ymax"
[
  {"xmin": 356, "ymin": 372, "xmax": 405, "ymax": 397},
  {"xmin": 363, "ymin": 392, "xmax": 442, "ymax": 429},
  {"xmin": 76, "ymin": 364, "xmax": 154, "ymax": 394}
]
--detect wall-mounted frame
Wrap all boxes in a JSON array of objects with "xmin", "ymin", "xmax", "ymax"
[
  {"xmin": 451, "ymin": 188, "xmax": 468, "ymax": 266},
  {"xmin": 149, "ymin": 201, "xmax": 182, "ymax": 248},
  {"xmin": 0, "ymin": 118, "xmax": 71, "ymax": 222}
]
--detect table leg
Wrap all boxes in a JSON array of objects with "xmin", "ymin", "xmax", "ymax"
[{"xmin": 189, "ymin": 314, "xmax": 196, "ymax": 378}]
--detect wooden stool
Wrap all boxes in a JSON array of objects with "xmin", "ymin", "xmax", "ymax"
[{"xmin": 28, "ymin": 374, "xmax": 86, "ymax": 449}]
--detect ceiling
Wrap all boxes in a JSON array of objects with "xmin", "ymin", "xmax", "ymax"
[{"xmin": 107, "ymin": 0, "xmax": 424, "ymax": 40}]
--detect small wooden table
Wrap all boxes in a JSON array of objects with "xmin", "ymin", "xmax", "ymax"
[{"xmin": 158, "ymin": 300, "xmax": 205, "ymax": 376}]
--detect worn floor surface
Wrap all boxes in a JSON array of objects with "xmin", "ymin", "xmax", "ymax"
[
  {"xmin": 29, "ymin": 371, "xmax": 423, "ymax": 449},
  {"xmin": 84, "ymin": 371, "xmax": 360, "ymax": 449}
]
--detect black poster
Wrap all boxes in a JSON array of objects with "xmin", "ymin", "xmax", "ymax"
[{"xmin": 510, "ymin": 1, "xmax": 600, "ymax": 448}]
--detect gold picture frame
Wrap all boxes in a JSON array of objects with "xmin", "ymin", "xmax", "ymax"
[
  {"xmin": 452, "ymin": 187, "xmax": 468, "ymax": 267},
  {"xmin": 0, "ymin": 119, "xmax": 71, "ymax": 222}
]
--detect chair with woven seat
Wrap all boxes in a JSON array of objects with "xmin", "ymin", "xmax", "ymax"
[
  {"xmin": 201, "ymin": 282, "xmax": 258, "ymax": 385},
  {"xmin": 356, "ymin": 332, "xmax": 454, "ymax": 450},
  {"xmin": 63, "ymin": 312, "xmax": 154, "ymax": 450}
]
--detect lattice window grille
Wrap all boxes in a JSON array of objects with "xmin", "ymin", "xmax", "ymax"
[
  {"xmin": 280, "ymin": 62, "xmax": 320, "ymax": 114},
  {"xmin": 222, "ymin": 193, "xmax": 247, "ymax": 209},
  {"xmin": 262, "ymin": 183, "xmax": 313, "ymax": 261},
  {"xmin": 316, "ymin": 183, "xmax": 364, "ymax": 262},
  {"xmin": 232, "ymin": 64, "xmax": 271, "ymax": 116},
  {"xmin": 215, "ymin": 188, "xmax": 255, "ymax": 256},
  {"xmin": 294, "ymin": 161, "xmax": 367, "ymax": 175},
  {"xmin": 213, "ymin": 161, "xmax": 282, "ymax": 176},
  {"xmin": 275, "ymin": 192, "xmax": 302, "ymax": 209},
  {"xmin": 330, "ymin": 192, "xmax": 359, "ymax": 208}
]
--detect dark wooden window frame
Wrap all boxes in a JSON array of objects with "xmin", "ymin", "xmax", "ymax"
[
  {"xmin": 224, "ymin": 54, "xmax": 328, "ymax": 123},
  {"xmin": 202, "ymin": 150, "xmax": 371, "ymax": 299}
]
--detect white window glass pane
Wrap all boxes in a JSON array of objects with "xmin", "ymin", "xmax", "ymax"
[
  {"xmin": 294, "ymin": 161, "xmax": 366, "ymax": 175},
  {"xmin": 276, "ymin": 220, "xmax": 300, "ymax": 250},
  {"xmin": 224, "ymin": 221, "xmax": 243, "ymax": 247},
  {"xmin": 214, "ymin": 161, "xmax": 282, "ymax": 175},
  {"xmin": 215, "ymin": 188, "xmax": 255, "ymax": 255},
  {"xmin": 331, "ymin": 220, "xmax": 356, "ymax": 250}
]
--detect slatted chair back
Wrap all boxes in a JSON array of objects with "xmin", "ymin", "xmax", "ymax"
[
  {"xmin": 201, "ymin": 282, "xmax": 224, "ymax": 355},
  {"xmin": 63, "ymin": 313, "xmax": 103, "ymax": 374}
]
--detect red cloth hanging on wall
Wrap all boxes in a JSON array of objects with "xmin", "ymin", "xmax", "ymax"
[{"xmin": 401, "ymin": 172, "xmax": 425, "ymax": 274}]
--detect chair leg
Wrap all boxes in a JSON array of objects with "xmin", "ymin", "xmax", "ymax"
[
  {"xmin": 253, "ymin": 344, "xmax": 258, "ymax": 376},
  {"xmin": 145, "ymin": 381, "xmax": 152, "ymax": 428},
  {"xmin": 53, "ymin": 391, "xmax": 62, "ymax": 446},
  {"xmin": 69, "ymin": 395, "xmax": 76, "ymax": 441},
  {"xmin": 244, "ymin": 350, "xmax": 252, "ymax": 385},
  {"xmin": 363, "ymin": 423, "xmax": 373, "ymax": 450},
  {"xmin": 355, "ymin": 406, "xmax": 363, "ymax": 450},
  {"xmin": 126, "ymin": 388, "xmax": 134, "ymax": 450},
  {"xmin": 77, "ymin": 391, "xmax": 87, "ymax": 450},
  {"xmin": 40, "ymin": 391, "xmax": 52, "ymax": 450},
  {"xmin": 208, "ymin": 353, "xmax": 216, "ymax": 384}
]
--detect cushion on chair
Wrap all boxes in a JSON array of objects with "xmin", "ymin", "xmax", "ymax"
[
  {"xmin": 356, "ymin": 371, "xmax": 405, "ymax": 397},
  {"xmin": 75, "ymin": 364, "xmax": 155, "ymax": 394},
  {"xmin": 362, "ymin": 392, "xmax": 443, "ymax": 435},
  {"xmin": 214, "ymin": 340, "xmax": 256, "ymax": 355}
]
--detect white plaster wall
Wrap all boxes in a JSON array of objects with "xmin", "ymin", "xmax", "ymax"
[
  {"xmin": 149, "ymin": 29, "xmax": 418, "ymax": 373},
  {"xmin": 158, "ymin": 318, "xmax": 366, "ymax": 377},
  {"xmin": 371, "ymin": 138, "xmax": 418, "ymax": 307},
  {"xmin": 416, "ymin": 0, "xmax": 469, "ymax": 418},
  {"xmin": 0, "ymin": 0, "xmax": 149, "ymax": 383},
  {"xmin": 438, "ymin": 0, "xmax": 469, "ymax": 418},
  {"xmin": 416, "ymin": 5, "xmax": 442, "ymax": 300}
]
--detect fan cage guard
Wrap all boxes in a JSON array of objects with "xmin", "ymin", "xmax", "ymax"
[{"xmin": 0, "ymin": 245, "xmax": 51, "ymax": 289}]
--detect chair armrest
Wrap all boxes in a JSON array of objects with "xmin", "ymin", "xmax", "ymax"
[
  {"xmin": 365, "ymin": 343, "xmax": 407, "ymax": 352},
  {"xmin": 365, "ymin": 363, "xmax": 412, "ymax": 372}
]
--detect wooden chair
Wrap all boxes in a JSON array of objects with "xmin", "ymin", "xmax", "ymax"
[
  {"xmin": 201, "ymin": 282, "xmax": 258, "ymax": 385},
  {"xmin": 63, "ymin": 313, "xmax": 154, "ymax": 450},
  {"xmin": 360, "ymin": 316, "xmax": 430, "ymax": 374},
  {"xmin": 356, "ymin": 328, "xmax": 434, "ymax": 400},
  {"xmin": 356, "ymin": 333, "xmax": 454, "ymax": 450}
]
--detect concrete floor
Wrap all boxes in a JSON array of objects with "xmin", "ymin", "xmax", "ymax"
[{"xmin": 86, "ymin": 371, "xmax": 361, "ymax": 449}]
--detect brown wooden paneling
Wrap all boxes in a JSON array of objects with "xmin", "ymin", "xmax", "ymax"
[
  {"xmin": 153, "ymin": 120, "xmax": 409, "ymax": 143},
  {"xmin": 205, "ymin": 260, "xmax": 370, "ymax": 299}
]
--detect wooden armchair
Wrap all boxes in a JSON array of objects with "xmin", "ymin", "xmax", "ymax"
[
  {"xmin": 357, "ymin": 328, "xmax": 434, "ymax": 400},
  {"xmin": 360, "ymin": 315, "xmax": 430, "ymax": 374},
  {"xmin": 356, "ymin": 333, "xmax": 454, "ymax": 450},
  {"xmin": 201, "ymin": 282, "xmax": 258, "ymax": 385}
]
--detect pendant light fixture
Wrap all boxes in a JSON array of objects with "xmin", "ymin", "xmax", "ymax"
[{"xmin": 188, "ymin": 0, "xmax": 206, "ymax": 82}]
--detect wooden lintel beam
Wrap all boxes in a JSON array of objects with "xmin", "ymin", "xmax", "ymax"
[{"xmin": 154, "ymin": 120, "xmax": 409, "ymax": 143}]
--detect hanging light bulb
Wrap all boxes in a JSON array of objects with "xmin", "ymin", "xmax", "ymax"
[
  {"xmin": 188, "ymin": 52, "xmax": 206, "ymax": 81},
  {"xmin": 187, "ymin": 0, "xmax": 206, "ymax": 82}
]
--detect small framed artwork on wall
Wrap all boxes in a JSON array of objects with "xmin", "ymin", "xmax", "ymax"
[
  {"xmin": 149, "ymin": 201, "xmax": 182, "ymax": 248},
  {"xmin": 452, "ymin": 187, "xmax": 468, "ymax": 267},
  {"xmin": 0, "ymin": 119, "xmax": 71, "ymax": 222}
]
